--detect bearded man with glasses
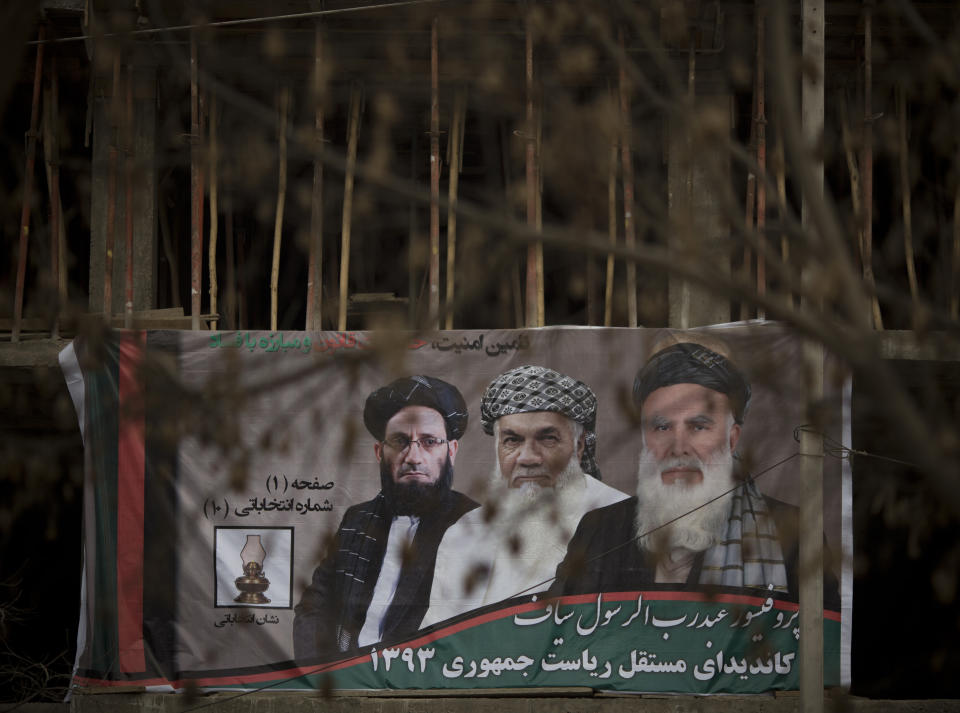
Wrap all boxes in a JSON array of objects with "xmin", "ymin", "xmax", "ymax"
[{"xmin": 293, "ymin": 376, "xmax": 478, "ymax": 660}]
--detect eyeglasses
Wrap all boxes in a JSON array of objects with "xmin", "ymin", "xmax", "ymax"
[{"xmin": 382, "ymin": 435, "xmax": 448, "ymax": 452}]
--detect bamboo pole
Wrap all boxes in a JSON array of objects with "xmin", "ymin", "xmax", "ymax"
[
  {"xmin": 681, "ymin": 40, "xmax": 696, "ymax": 329},
  {"xmin": 237, "ymin": 225, "xmax": 247, "ymax": 330},
  {"xmin": 225, "ymin": 198, "xmax": 236, "ymax": 330},
  {"xmin": 862, "ymin": 2, "xmax": 883, "ymax": 329},
  {"xmin": 954, "ymin": 181, "xmax": 960, "ymax": 319},
  {"xmin": 799, "ymin": 2, "xmax": 825, "ymax": 712},
  {"xmin": 44, "ymin": 54, "xmax": 64, "ymax": 338},
  {"xmin": 104, "ymin": 52, "xmax": 121, "ymax": 320},
  {"xmin": 270, "ymin": 88, "xmax": 289, "ymax": 332},
  {"xmin": 190, "ymin": 30, "xmax": 203, "ymax": 330},
  {"xmin": 13, "ymin": 27, "xmax": 45, "ymax": 342},
  {"xmin": 429, "ymin": 17, "xmax": 441, "ymax": 329},
  {"xmin": 123, "ymin": 64, "xmax": 134, "ymax": 329},
  {"xmin": 619, "ymin": 28, "xmax": 638, "ymax": 328},
  {"xmin": 897, "ymin": 85, "xmax": 918, "ymax": 304},
  {"xmin": 338, "ymin": 86, "xmax": 361, "ymax": 332},
  {"xmin": 535, "ymin": 90, "xmax": 544, "ymax": 326},
  {"xmin": 159, "ymin": 171, "xmax": 181, "ymax": 309},
  {"xmin": 409, "ymin": 127, "xmax": 419, "ymax": 326},
  {"xmin": 444, "ymin": 89, "xmax": 466, "ymax": 330},
  {"xmin": 775, "ymin": 128, "xmax": 792, "ymax": 309},
  {"xmin": 208, "ymin": 91, "xmax": 219, "ymax": 331},
  {"xmin": 524, "ymin": 18, "xmax": 539, "ymax": 328},
  {"xmin": 755, "ymin": 0, "xmax": 767, "ymax": 320},
  {"xmin": 839, "ymin": 93, "xmax": 863, "ymax": 260},
  {"xmin": 306, "ymin": 22, "xmax": 324, "ymax": 332},
  {"xmin": 742, "ymin": 76, "xmax": 757, "ymax": 322},
  {"xmin": 604, "ymin": 139, "xmax": 617, "ymax": 327}
]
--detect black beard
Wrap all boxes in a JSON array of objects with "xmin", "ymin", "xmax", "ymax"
[{"xmin": 380, "ymin": 453, "xmax": 454, "ymax": 517}]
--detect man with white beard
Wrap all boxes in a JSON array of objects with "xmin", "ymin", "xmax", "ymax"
[
  {"xmin": 552, "ymin": 341, "xmax": 838, "ymax": 604},
  {"xmin": 421, "ymin": 365, "xmax": 627, "ymax": 627}
]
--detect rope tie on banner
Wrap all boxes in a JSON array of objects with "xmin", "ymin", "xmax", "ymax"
[{"xmin": 794, "ymin": 424, "xmax": 921, "ymax": 469}]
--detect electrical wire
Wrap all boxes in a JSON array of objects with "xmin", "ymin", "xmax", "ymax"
[{"xmin": 29, "ymin": 0, "xmax": 453, "ymax": 46}]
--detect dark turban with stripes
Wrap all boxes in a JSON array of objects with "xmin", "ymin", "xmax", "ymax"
[{"xmin": 633, "ymin": 343, "xmax": 751, "ymax": 425}]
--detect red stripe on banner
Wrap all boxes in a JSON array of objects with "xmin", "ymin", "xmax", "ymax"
[{"xmin": 117, "ymin": 331, "xmax": 146, "ymax": 673}]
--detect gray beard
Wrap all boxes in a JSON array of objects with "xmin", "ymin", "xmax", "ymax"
[
  {"xmin": 633, "ymin": 447, "xmax": 736, "ymax": 554},
  {"xmin": 486, "ymin": 454, "xmax": 587, "ymax": 546}
]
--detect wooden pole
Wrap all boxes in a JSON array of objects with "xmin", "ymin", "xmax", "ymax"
[
  {"xmin": 775, "ymin": 128, "xmax": 792, "ymax": 309},
  {"xmin": 306, "ymin": 22, "xmax": 324, "ymax": 332},
  {"xmin": 800, "ymin": 2, "xmax": 825, "ymax": 713},
  {"xmin": 755, "ymin": 0, "xmax": 767, "ymax": 320},
  {"xmin": 270, "ymin": 88, "xmax": 289, "ymax": 332},
  {"xmin": 13, "ymin": 27, "xmax": 45, "ymax": 342},
  {"xmin": 208, "ymin": 91, "xmax": 219, "ymax": 331},
  {"xmin": 524, "ymin": 17, "xmax": 539, "ymax": 328},
  {"xmin": 190, "ymin": 30, "xmax": 203, "ymax": 330},
  {"xmin": 159, "ymin": 171, "xmax": 180, "ymax": 309},
  {"xmin": 338, "ymin": 86, "xmax": 361, "ymax": 332},
  {"xmin": 104, "ymin": 52, "xmax": 121, "ymax": 320},
  {"xmin": 742, "ymin": 74, "xmax": 757, "ymax": 322},
  {"xmin": 619, "ymin": 28, "xmax": 638, "ymax": 328},
  {"xmin": 535, "ymin": 89, "xmax": 544, "ymax": 326},
  {"xmin": 604, "ymin": 139, "xmax": 617, "ymax": 327},
  {"xmin": 429, "ymin": 17, "xmax": 441, "ymax": 329},
  {"xmin": 839, "ymin": 93, "xmax": 863, "ymax": 264},
  {"xmin": 123, "ymin": 64, "xmax": 134, "ymax": 329},
  {"xmin": 409, "ymin": 127, "xmax": 419, "ymax": 327},
  {"xmin": 445, "ymin": 89, "xmax": 465, "ymax": 330},
  {"xmin": 954, "ymin": 179, "xmax": 960, "ymax": 319},
  {"xmin": 237, "ymin": 225, "xmax": 247, "ymax": 330},
  {"xmin": 682, "ymin": 40, "xmax": 696, "ymax": 329},
  {"xmin": 44, "ymin": 54, "xmax": 64, "ymax": 338},
  {"xmin": 862, "ymin": 2, "xmax": 883, "ymax": 329},
  {"xmin": 897, "ymin": 84, "xmax": 919, "ymax": 304},
  {"xmin": 225, "ymin": 198, "xmax": 236, "ymax": 330}
]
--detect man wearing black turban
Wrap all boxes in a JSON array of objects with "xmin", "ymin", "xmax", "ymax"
[
  {"xmin": 293, "ymin": 376, "xmax": 478, "ymax": 660},
  {"xmin": 551, "ymin": 341, "xmax": 839, "ymax": 610}
]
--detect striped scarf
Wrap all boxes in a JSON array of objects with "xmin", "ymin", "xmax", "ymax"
[{"xmin": 699, "ymin": 481, "xmax": 788, "ymax": 592}]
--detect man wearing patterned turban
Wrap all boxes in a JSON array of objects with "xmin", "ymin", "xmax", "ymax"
[
  {"xmin": 552, "ymin": 340, "xmax": 838, "ymax": 608},
  {"xmin": 293, "ymin": 376, "xmax": 478, "ymax": 660},
  {"xmin": 421, "ymin": 366, "xmax": 627, "ymax": 627}
]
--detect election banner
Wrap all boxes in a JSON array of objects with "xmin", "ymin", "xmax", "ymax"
[{"xmin": 60, "ymin": 324, "xmax": 851, "ymax": 694}]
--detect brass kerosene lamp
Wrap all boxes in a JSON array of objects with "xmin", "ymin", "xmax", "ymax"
[{"xmin": 234, "ymin": 534, "xmax": 271, "ymax": 604}]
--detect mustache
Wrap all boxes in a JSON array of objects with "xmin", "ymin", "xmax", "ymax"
[
  {"xmin": 511, "ymin": 466, "xmax": 551, "ymax": 478},
  {"xmin": 646, "ymin": 457, "xmax": 705, "ymax": 472}
]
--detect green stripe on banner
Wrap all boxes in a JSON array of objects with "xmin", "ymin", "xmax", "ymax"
[
  {"xmin": 201, "ymin": 595, "xmax": 840, "ymax": 694},
  {"xmin": 85, "ymin": 339, "xmax": 121, "ymax": 676}
]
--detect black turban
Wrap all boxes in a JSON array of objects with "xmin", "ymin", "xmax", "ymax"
[
  {"xmin": 363, "ymin": 375, "xmax": 468, "ymax": 441},
  {"xmin": 633, "ymin": 343, "xmax": 751, "ymax": 424}
]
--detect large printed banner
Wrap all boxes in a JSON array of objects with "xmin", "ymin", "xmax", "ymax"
[{"xmin": 60, "ymin": 325, "xmax": 851, "ymax": 694}]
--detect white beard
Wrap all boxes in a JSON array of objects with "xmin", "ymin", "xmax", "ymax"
[
  {"xmin": 633, "ymin": 445, "xmax": 736, "ymax": 554},
  {"xmin": 487, "ymin": 455, "xmax": 587, "ymax": 555}
]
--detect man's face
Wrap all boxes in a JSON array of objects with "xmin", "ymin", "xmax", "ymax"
[
  {"xmin": 374, "ymin": 405, "xmax": 459, "ymax": 485},
  {"xmin": 640, "ymin": 382, "xmax": 741, "ymax": 486},
  {"xmin": 496, "ymin": 411, "xmax": 584, "ymax": 488}
]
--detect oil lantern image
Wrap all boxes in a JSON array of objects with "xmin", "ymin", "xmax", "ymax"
[{"xmin": 234, "ymin": 534, "xmax": 271, "ymax": 604}]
